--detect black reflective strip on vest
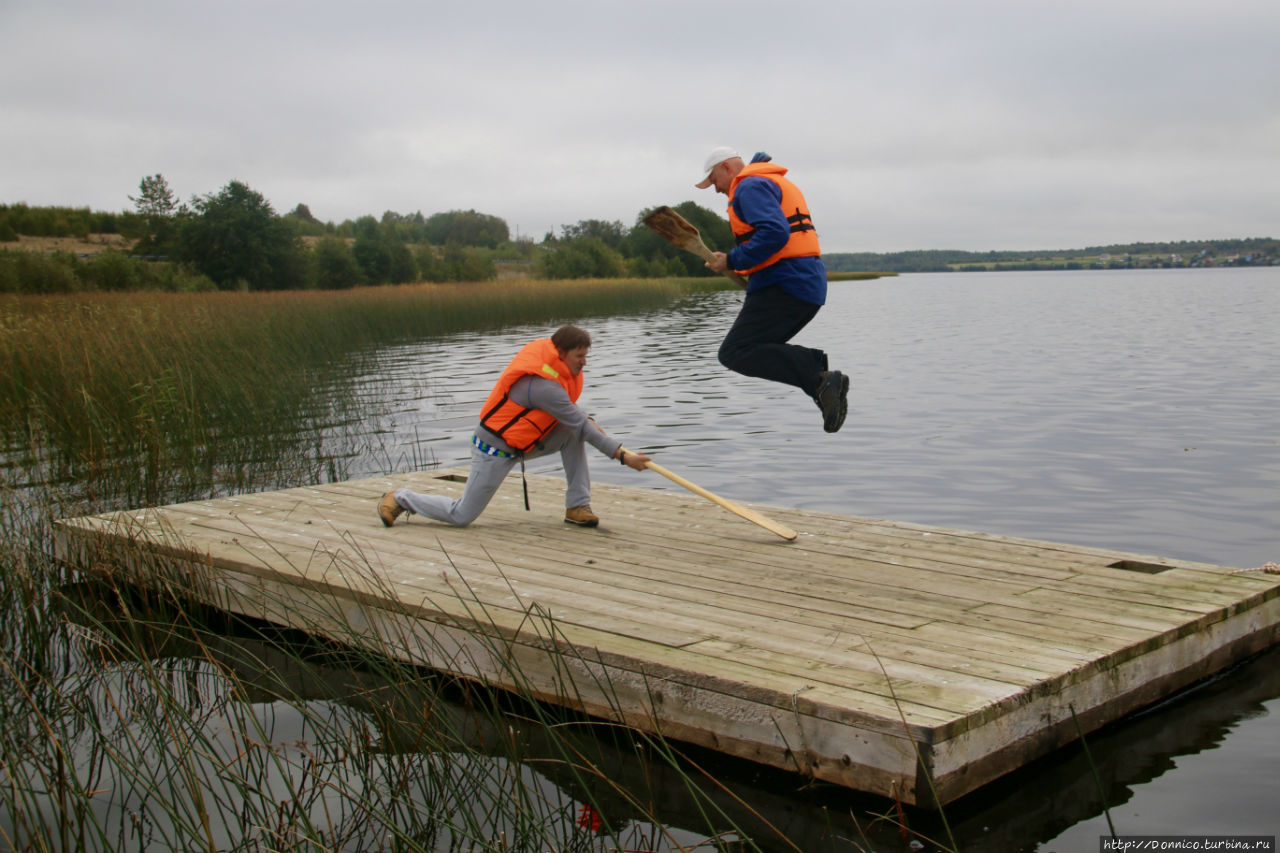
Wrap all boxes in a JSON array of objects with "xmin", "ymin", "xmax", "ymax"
[
  {"xmin": 479, "ymin": 393, "xmax": 510, "ymax": 428},
  {"xmin": 491, "ymin": 408, "xmax": 534, "ymax": 441},
  {"xmin": 786, "ymin": 207, "xmax": 815, "ymax": 233},
  {"xmin": 735, "ymin": 208, "xmax": 816, "ymax": 245},
  {"xmin": 480, "ymin": 393, "xmax": 532, "ymax": 441}
]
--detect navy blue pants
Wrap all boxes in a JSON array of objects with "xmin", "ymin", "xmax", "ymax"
[{"xmin": 718, "ymin": 284, "xmax": 828, "ymax": 395}]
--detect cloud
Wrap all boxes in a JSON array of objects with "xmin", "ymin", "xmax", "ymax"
[{"xmin": 2, "ymin": 0, "xmax": 1277, "ymax": 251}]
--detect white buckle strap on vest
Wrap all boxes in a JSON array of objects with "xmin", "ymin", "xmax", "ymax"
[
  {"xmin": 471, "ymin": 434, "xmax": 530, "ymax": 510},
  {"xmin": 472, "ymin": 433, "xmax": 516, "ymax": 458}
]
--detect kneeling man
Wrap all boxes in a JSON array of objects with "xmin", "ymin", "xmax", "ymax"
[{"xmin": 378, "ymin": 324, "xmax": 651, "ymax": 528}]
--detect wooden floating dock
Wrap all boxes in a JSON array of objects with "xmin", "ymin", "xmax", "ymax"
[{"xmin": 53, "ymin": 468, "xmax": 1280, "ymax": 806}]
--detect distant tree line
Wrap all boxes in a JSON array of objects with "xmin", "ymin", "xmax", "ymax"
[
  {"xmin": 1, "ymin": 177, "xmax": 735, "ymax": 293},
  {"xmin": 0, "ymin": 202, "xmax": 144, "ymax": 241},
  {"xmin": 10, "ymin": 176, "xmax": 1273, "ymax": 293},
  {"xmin": 825, "ymin": 238, "xmax": 1279, "ymax": 273}
]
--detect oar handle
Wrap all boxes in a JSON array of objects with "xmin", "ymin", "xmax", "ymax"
[
  {"xmin": 694, "ymin": 245, "xmax": 750, "ymax": 290},
  {"xmin": 684, "ymin": 239, "xmax": 749, "ymax": 288},
  {"xmin": 643, "ymin": 206, "xmax": 749, "ymax": 288}
]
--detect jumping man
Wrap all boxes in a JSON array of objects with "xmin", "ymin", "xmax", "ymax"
[{"xmin": 697, "ymin": 147, "xmax": 848, "ymax": 433}]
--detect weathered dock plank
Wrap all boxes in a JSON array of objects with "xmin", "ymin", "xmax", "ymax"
[{"xmin": 52, "ymin": 467, "xmax": 1280, "ymax": 806}]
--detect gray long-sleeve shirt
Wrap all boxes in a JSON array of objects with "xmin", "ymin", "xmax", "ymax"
[{"xmin": 475, "ymin": 375, "xmax": 621, "ymax": 459}]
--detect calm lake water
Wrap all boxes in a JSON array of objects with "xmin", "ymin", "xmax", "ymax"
[
  {"xmin": 351, "ymin": 267, "xmax": 1279, "ymax": 851},
  {"xmin": 365, "ymin": 268, "xmax": 1279, "ymax": 572}
]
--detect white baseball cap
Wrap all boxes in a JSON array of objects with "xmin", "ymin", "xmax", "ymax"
[{"xmin": 695, "ymin": 146, "xmax": 740, "ymax": 188}]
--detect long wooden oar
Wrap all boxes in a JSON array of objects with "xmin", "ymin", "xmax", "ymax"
[
  {"xmin": 621, "ymin": 447, "xmax": 797, "ymax": 541},
  {"xmin": 642, "ymin": 205, "xmax": 749, "ymax": 288}
]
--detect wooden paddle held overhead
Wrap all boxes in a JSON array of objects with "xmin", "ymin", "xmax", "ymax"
[
  {"xmin": 642, "ymin": 206, "xmax": 749, "ymax": 289},
  {"xmin": 620, "ymin": 447, "xmax": 797, "ymax": 541}
]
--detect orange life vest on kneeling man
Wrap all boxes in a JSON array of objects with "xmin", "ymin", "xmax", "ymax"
[{"xmin": 478, "ymin": 338, "xmax": 583, "ymax": 452}]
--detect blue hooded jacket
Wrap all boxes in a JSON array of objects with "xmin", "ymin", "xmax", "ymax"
[{"xmin": 725, "ymin": 152, "xmax": 827, "ymax": 305}]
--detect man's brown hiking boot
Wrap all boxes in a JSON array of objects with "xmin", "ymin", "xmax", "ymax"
[
  {"xmin": 378, "ymin": 490, "xmax": 405, "ymax": 527},
  {"xmin": 564, "ymin": 505, "xmax": 599, "ymax": 527}
]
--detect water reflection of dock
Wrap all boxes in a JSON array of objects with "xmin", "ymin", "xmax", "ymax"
[{"xmin": 53, "ymin": 468, "xmax": 1280, "ymax": 807}]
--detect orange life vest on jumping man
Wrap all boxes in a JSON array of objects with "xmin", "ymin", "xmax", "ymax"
[
  {"xmin": 478, "ymin": 338, "xmax": 583, "ymax": 452},
  {"xmin": 727, "ymin": 162, "xmax": 821, "ymax": 276}
]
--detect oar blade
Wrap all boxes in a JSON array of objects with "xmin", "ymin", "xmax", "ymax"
[
  {"xmin": 642, "ymin": 204, "xmax": 750, "ymax": 288},
  {"xmin": 643, "ymin": 206, "xmax": 709, "ymax": 256}
]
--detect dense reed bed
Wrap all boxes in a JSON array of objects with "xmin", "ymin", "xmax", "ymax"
[
  {"xmin": 0, "ymin": 278, "xmax": 730, "ymax": 504},
  {"xmin": 0, "ymin": 276, "xmax": 810, "ymax": 852}
]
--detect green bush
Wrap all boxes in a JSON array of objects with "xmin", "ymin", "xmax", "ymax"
[
  {"xmin": 177, "ymin": 181, "xmax": 307, "ymax": 290},
  {"xmin": 0, "ymin": 250, "xmax": 217, "ymax": 294},
  {"xmin": 79, "ymin": 251, "xmax": 141, "ymax": 291},
  {"xmin": 140, "ymin": 261, "xmax": 217, "ymax": 292},
  {"xmin": 0, "ymin": 250, "xmax": 81, "ymax": 293},
  {"xmin": 429, "ymin": 242, "xmax": 496, "ymax": 282},
  {"xmin": 312, "ymin": 235, "xmax": 364, "ymax": 289},
  {"xmin": 422, "ymin": 209, "xmax": 509, "ymax": 247},
  {"xmin": 0, "ymin": 203, "xmax": 134, "ymax": 239},
  {"xmin": 536, "ymin": 237, "xmax": 626, "ymax": 279}
]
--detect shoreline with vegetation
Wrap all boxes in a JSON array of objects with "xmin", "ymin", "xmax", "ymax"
[
  {"xmin": 823, "ymin": 237, "xmax": 1278, "ymax": 273},
  {"xmin": 1, "ymin": 186, "xmax": 757, "ymax": 293},
  {"xmin": 7, "ymin": 192, "xmax": 1270, "ymax": 298}
]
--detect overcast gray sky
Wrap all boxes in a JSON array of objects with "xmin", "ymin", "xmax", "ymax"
[{"xmin": 3, "ymin": 0, "xmax": 1277, "ymax": 252}]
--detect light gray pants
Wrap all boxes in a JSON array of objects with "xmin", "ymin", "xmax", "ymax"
[{"xmin": 394, "ymin": 422, "xmax": 591, "ymax": 526}]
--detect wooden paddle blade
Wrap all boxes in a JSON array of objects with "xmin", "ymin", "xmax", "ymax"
[
  {"xmin": 643, "ymin": 205, "xmax": 750, "ymax": 288},
  {"xmin": 643, "ymin": 206, "xmax": 712, "ymax": 258}
]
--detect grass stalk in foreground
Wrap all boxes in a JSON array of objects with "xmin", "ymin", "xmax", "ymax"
[{"xmin": 1070, "ymin": 702, "xmax": 1117, "ymax": 839}]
